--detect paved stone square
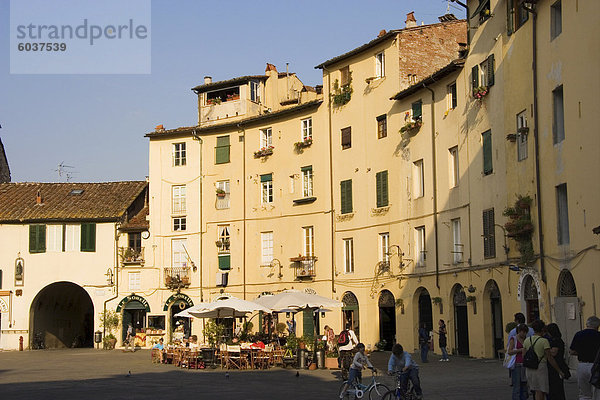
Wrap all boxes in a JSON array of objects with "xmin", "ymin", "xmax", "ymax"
[{"xmin": 0, "ymin": 349, "xmax": 579, "ymax": 399}]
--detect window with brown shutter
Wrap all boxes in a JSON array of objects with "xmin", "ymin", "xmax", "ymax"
[
  {"xmin": 377, "ymin": 115, "xmax": 387, "ymax": 139},
  {"xmin": 340, "ymin": 66, "xmax": 350, "ymax": 86},
  {"xmin": 341, "ymin": 127, "xmax": 351, "ymax": 149}
]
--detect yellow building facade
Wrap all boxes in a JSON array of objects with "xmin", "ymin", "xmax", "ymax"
[{"xmin": 145, "ymin": 3, "xmax": 599, "ymax": 358}]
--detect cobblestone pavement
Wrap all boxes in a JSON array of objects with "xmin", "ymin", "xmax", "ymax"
[{"xmin": 0, "ymin": 348, "xmax": 579, "ymax": 400}]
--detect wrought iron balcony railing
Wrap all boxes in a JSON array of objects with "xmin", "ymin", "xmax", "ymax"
[
  {"xmin": 164, "ymin": 266, "xmax": 191, "ymax": 290},
  {"xmin": 119, "ymin": 247, "xmax": 145, "ymax": 266}
]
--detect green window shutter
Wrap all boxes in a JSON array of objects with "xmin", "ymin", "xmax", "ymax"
[
  {"xmin": 483, "ymin": 209, "xmax": 496, "ymax": 258},
  {"xmin": 215, "ymin": 136, "xmax": 230, "ymax": 164},
  {"xmin": 487, "ymin": 54, "xmax": 495, "ymax": 87},
  {"xmin": 81, "ymin": 223, "xmax": 96, "ymax": 252},
  {"xmin": 29, "ymin": 224, "xmax": 46, "ymax": 253},
  {"xmin": 303, "ymin": 309, "xmax": 315, "ymax": 337},
  {"xmin": 376, "ymin": 171, "xmax": 388, "ymax": 208},
  {"xmin": 218, "ymin": 254, "xmax": 231, "ymax": 270},
  {"xmin": 482, "ymin": 130, "xmax": 493, "ymax": 175},
  {"xmin": 340, "ymin": 180, "xmax": 353, "ymax": 214},
  {"xmin": 507, "ymin": 0, "xmax": 514, "ymax": 36},
  {"xmin": 300, "ymin": 165, "xmax": 312, "ymax": 172},
  {"xmin": 472, "ymin": 65, "xmax": 479, "ymax": 92},
  {"xmin": 260, "ymin": 173, "xmax": 273, "ymax": 183},
  {"xmin": 412, "ymin": 101, "xmax": 422, "ymax": 120}
]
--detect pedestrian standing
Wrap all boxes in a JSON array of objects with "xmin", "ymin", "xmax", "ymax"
[
  {"xmin": 507, "ymin": 324, "xmax": 529, "ymax": 400},
  {"xmin": 418, "ymin": 323, "xmax": 430, "ymax": 363},
  {"xmin": 435, "ymin": 319, "xmax": 449, "ymax": 361},
  {"xmin": 524, "ymin": 320, "xmax": 564, "ymax": 400},
  {"xmin": 570, "ymin": 316, "xmax": 600, "ymax": 400},
  {"xmin": 545, "ymin": 323, "xmax": 570, "ymax": 400},
  {"xmin": 338, "ymin": 323, "xmax": 359, "ymax": 380}
]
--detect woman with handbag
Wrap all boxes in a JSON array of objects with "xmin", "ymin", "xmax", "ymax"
[
  {"xmin": 507, "ymin": 323, "xmax": 529, "ymax": 400},
  {"xmin": 546, "ymin": 323, "xmax": 570, "ymax": 400}
]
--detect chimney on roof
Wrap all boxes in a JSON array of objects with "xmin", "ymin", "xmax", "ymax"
[
  {"xmin": 405, "ymin": 12, "xmax": 417, "ymax": 28},
  {"xmin": 377, "ymin": 29, "xmax": 387, "ymax": 38},
  {"xmin": 204, "ymin": 76, "xmax": 212, "ymax": 85},
  {"xmin": 36, "ymin": 190, "xmax": 43, "ymax": 205},
  {"xmin": 265, "ymin": 63, "xmax": 278, "ymax": 73},
  {"xmin": 155, "ymin": 124, "xmax": 165, "ymax": 132}
]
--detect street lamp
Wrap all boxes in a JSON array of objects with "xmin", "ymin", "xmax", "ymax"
[
  {"xmin": 270, "ymin": 258, "xmax": 283, "ymax": 279},
  {"xmin": 105, "ymin": 268, "xmax": 114, "ymax": 286}
]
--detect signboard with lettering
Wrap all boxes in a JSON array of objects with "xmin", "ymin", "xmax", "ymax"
[
  {"xmin": 115, "ymin": 294, "xmax": 150, "ymax": 312},
  {"xmin": 163, "ymin": 293, "xmax": 194, "ymax": 311}
]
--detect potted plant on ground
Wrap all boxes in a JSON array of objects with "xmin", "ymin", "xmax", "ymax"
[
  {"xmin": 325, "ymin": 346, "xmax": 339, "ymax": 369},
  {"xmin": 99, "ymin": 310, "xmax": 120, "ymax": 350}
]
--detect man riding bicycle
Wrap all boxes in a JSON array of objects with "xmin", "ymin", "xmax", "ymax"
[{"xmin": 387, "ymin": 344, "xmax": 423, "ymax": 399}]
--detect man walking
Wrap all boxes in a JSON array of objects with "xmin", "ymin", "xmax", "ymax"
[
  {"xmin": 418, "ymin": 323, "xmax": 430, "ymax": 363},
  {"xmin": 570, "ymin": 316, "xmax": 600, "ymax": 400},
  {"xmin": 338, "ymin": 323, "xmax": 358, "ymax": 380}
]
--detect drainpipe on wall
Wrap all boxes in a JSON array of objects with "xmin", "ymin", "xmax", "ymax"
[
  {"xmin": 238, "ymin": 123, "xmax": 247, "ymax": 299},
  {"xmin": 423, "ymin": 84, "xmax": 441, "ymax": 289},
  {"xmin": 528, "ymin": 7, "xmax": 546, "ymax": 283},
  {"xmin": 324, "ymin": 67, "xmax": 336, "ymax": 296},
  {"xmin": 191, "ymin": 130, "xmax": 204, "ymax": 302},
  {"xmin": 103, "ymin": 223, "xmax": 120, "ymax": 340}
]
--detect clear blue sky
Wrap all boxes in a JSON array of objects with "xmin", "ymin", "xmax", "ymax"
[{"xmin": 0, "ymin": 0, "xmax": 466, "ymax": 182}]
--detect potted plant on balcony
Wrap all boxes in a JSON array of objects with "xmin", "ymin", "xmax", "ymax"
[
  {"xmin": 216, "ymin": 188, "xmax": 226, "ymax": 198},
  {"xmin": 294, "ymin": 137, "xmax": 313, "ymax": 149},
  {"xmin": 473, "ymin": 86, "xmax": 489, "ymax": 100},
  {"xmin": 400, "ymin": 117, "xmax": 422, "ymax": 134},
  {"xmin": 253, "ymin": 146, "xmax": 274, "ymax": 158}
]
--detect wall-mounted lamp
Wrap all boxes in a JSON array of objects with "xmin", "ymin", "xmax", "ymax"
[
  {"xmin": 467, "ymin": 284, "xmax": 476, "ymax": 293},
  {"xmin": 270, "ymin": 258, "xmax": 283, "ymax": 279},
  {"xmin": 105, "ymin": 268, "xmax": 114, "ymax": 286}
]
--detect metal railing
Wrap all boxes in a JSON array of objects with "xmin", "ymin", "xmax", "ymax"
[
  {"xmin": 164, "ymin": 266, "xmax": 191, "ymax": 289},
  {"xmin": 292, "ymin": 257, "xmax": 316, "ymax": 279},
  {"xmin": 119, "ymin": 247, "xmax": 145, "ymax": 265}
]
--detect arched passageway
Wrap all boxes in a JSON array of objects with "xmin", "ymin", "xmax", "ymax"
[
  {"xmin": 342, "ymin": 292, "xmax": 359, "ymax": 338},
  {"xmin": 29, "ymin": 282, "xmax": 94, "ymax": 349},
  {"xmin": 378, "ymin": 290, "xmax": 396, "ymax": 350},
  {"xmin": 485, "ymin": 280, "xmax": 503, "ymax": 356},
  {"xmin": 452, "ymin": 284, "xmax": 469, "ymax": 356}
]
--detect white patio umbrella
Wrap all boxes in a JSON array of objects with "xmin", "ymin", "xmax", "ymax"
[
  {"xmin": 187, "ymin": 295, "xmax": 272, "ymax": 319},
  {"xmin": 254, "ymin": 290, "xmax": 342, "ymax": 312}
]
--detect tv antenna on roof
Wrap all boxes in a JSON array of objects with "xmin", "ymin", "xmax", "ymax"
[{"xmin": 54, "ymin": 162, "xmax": 77, "ymax": 182}]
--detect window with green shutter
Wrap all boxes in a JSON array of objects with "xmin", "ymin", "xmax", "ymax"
[
  {"xmin": 376, "ymin": 170, "xmax": 389, "ymax": 208},
  {"xmin": 472, "ymin": 65, "xmax": 479, "ymax": 93},
  {"xmin": 218, "ymin": 254, "xmax": 231, "ymax": 270},
  {"xmin": 29, "ymin": 224, "xmax": 46, "ymax": 253},
  {"xmin": 412, "ymin": 101, "xmax": 422, "ymax": 121},
  {"xmin": 215, "ymin": 135, "xmax": 230, "ymax": 164},
  {"xmin": 482, "ymin": 130, "xmax": 493, "ymax": 175},
  {"xmin": 80, "ymin": 223, "xmax": 96, "ymax": 252},
  {"xmin": 486, "ymin": 54, "xmax": 495, "ymax": 87},
  {"xmin": 483, "ymin": 209, "xmax": 496, "ymax": 258},
  {"xmin": 340, "ymin": 179, "xmax": 353, "ymax": 214},
  {"xmin": 303, "ymin": 309, "xmax": 315, "ymax": 337}
]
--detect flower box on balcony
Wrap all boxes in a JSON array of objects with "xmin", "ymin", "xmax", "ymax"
[
  {"xmin": 294, "ymin": 138, "xmax": 313, "ymax": 149},
  {"xmin": 216, "ymin": 188, "xmax": 226, "ymax": 198},
  {"xmin": 254, "ymin": 147, "xmax": 274, "ymax": 158},
  {"xmin": 399, "ymin": 119, "xmax": 422, "ymax": 134},
  {"xmin": 473, "ymin": 86, "xmax": 489, "ymax": 100},
  {"xmin": 290, "ymin": 255, "xmax": 316, "ymax": 262}
]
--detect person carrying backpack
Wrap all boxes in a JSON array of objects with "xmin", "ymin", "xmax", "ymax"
[
  {"xmin": 523, "ymin": 320, "xmax": 564, "ymax": 400},
  {"xmin": 338, "ymin": 323, "xmax": 358, "ymax": 380}
]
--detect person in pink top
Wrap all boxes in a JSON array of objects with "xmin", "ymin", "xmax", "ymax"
[{"xmin": 507, "ymin": 324, "xmax": 529, "ymax": 400}]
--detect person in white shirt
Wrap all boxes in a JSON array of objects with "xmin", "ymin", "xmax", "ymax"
[
  {"xmin": 339, "ymin": 323, "xmax": 359, "ymax": 380},
  {"xmin": 339, "ymin": 343, "xmax": 375, "ymax": 399}
]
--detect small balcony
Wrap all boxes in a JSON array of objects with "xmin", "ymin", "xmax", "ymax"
[
  {"xmin": 164, "ymin": 266, "xmax": 191, "ymax": 290},
  {"xmin": 290, "ymin": 256, "xmax": 317, "ymax": 280},
  {"xmin": 119, "ymin": 247, "xmax": 145, "ymax": 266}
]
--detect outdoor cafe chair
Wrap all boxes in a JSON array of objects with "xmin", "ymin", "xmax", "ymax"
[{"xmin": 224, "ymin": 345, "xmax": 248, "ymax": 370}]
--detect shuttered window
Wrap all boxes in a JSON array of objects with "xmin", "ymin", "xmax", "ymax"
[
  {"xmin": 215, "ymin": 135, "xmax": 230, "ymax": 164},
  {"xmin": 376, "ymin": 170, "xmax": 389, "ymax": 208},
  {"xmin": 486, "ymin": 54, "xmax": 495, "ymax": 87},
  {"xmin": 341, "ymin": 127, "xmax": 351, "ymax": 149},
  {"xmin": 29, "ymin": 224, "xmax": 46, "ymax": 253},
  {"xmin": 218, "ymin": 254, "xmax": 231, "ymax": 270},
  {"xmin": 80, "ymin": 223, "xmax": 96, "ymax": 252},
  {"xmin": 340, "ymin": 66, "xmax": 350, "ymax": 86},
  {"xmin": 412, "ymin": 101, "xmax": 422, "ymax": 121},
  {"xmin": 472, "ymin": 65, "xmax": 479, "ymax": 93},
  {"xmin": 303, "ymin": 309, "xmax": 315, "ymax": 337},
  {"xmin": 482, "ymin": 130, "xmax": 493, "ymax": 175},
  {"xmin": 483, "ymin": 209, "xmax": 496, "ymax": 258},
  {"xmin": 377, "ymin": 115, "xmax": 387, "ymax": 139},
  {"xmin": 556, "ymin": 183, "xmax": 570, "ymax": 245},
  {"xmin": 340, "ymin": 179, "xmax": 353, "ymax": 214}
]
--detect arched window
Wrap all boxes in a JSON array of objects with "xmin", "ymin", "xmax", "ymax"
[{"xmin": 557, "ymin": 270, "xmax": 577, "ymax": 297}]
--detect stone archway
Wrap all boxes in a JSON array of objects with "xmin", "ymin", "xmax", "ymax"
[
  {"xmin": 29, "ymin": 281, "xmax": 94, "ymax": 349},
  {"xmin": 342, "ymin": 292, "xmax": 359, "ymax": 339},
  {"xmin": 555, "ymin": 269, "xmax": 580, "ymax": 349},
  {"xmin": 414, "ymin": 287, "xmax": 432, "ymax": 332},
  {"xmin": 522, "ymin": 275, "xmax": 539, "ymax": 323},
  {"xmin": 452, "ymin": 283, "xmax": 469, "ymax": 356},
  {"xmin": 484, "ymin": 280, "xmax": 503, "ymax": 357},
  {"xmin": 378, "ymin": 290, "xmax": 396, "ymax": 350}
]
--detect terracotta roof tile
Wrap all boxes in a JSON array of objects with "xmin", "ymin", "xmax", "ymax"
[
  {"xmin": 120, "ymin": 205, "xmax": 149, "ymax": 231},
  {"xmin": 0, "ymin": 181, "xmax": 147, "ymax": 223}
]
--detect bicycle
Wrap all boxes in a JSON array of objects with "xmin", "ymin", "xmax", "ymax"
[
  {"xmin": 381, "ymin": 371, "xmax": 419, "ymax": 400},
  {"xmin": 339, "ymin": 368, "xmax": 390, "ymax": 400}
]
